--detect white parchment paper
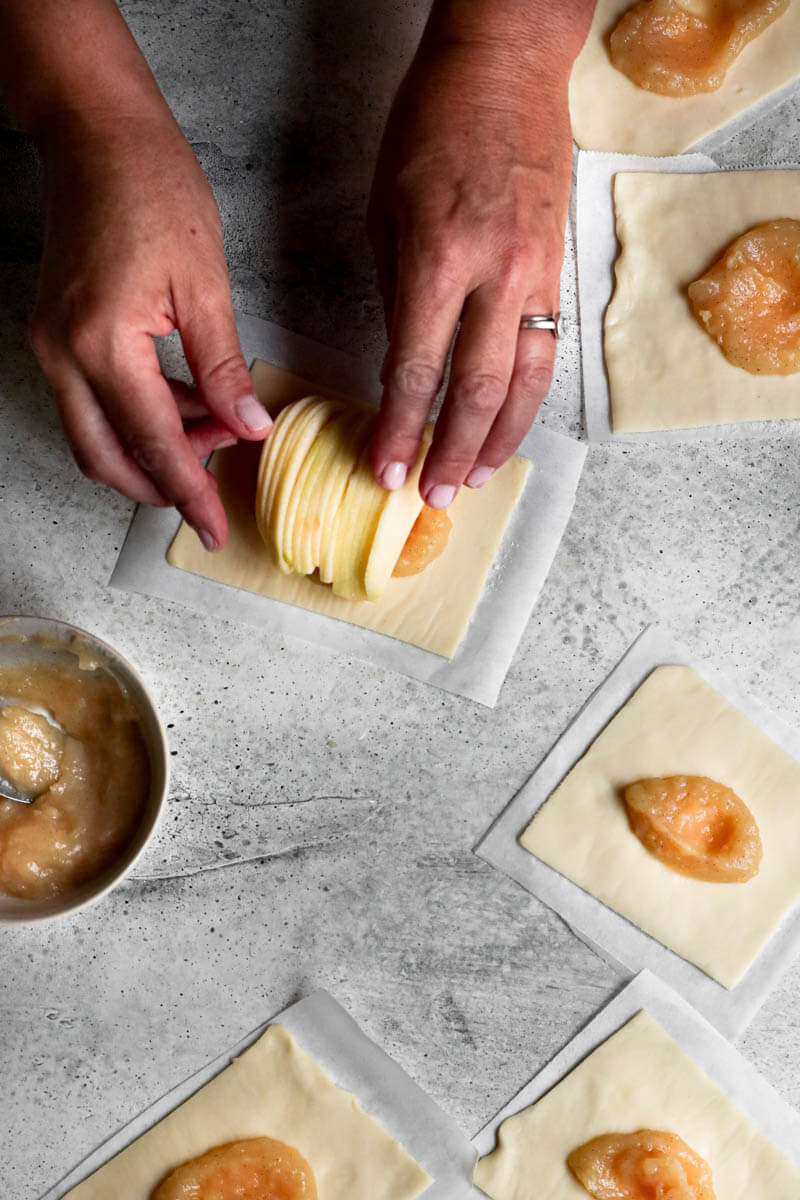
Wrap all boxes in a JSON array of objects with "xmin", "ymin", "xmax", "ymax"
[
  {"xmin": 576, "ymin": 151, "xmax": 800, "ymax": 444},
  {"xmin": 689, "ymin": 72, "xmax": 800, "ymax": 158},
  {"xmin": 471, "ymin": 970, "xmax": 800, "ymax": 1168},
  {"xmin": 40, "ymin": 989, "xmax": 478, "ymax": 1200},
  {"xmin": 475, "ymin": 625, "xmax": 800, "ymax": 1041},
  {"xmin": 110, "ymin": 314, "xmax": 586, "ymax": 708}
]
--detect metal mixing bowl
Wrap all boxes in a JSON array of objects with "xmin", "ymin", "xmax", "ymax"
[{"xmin": 0, "ymin": 616, "xmax": 169, "ymax": 923}]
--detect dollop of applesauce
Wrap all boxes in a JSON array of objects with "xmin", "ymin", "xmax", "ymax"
[
  {"xmin": 150, "ymin": 1138, "xmax": 318, "ymax": 1200},
  {"xmin": 688, "ymin": 218, "xmax": 800, "ymax": 374},
  {"xmin": 609, "ymin": 0, "xmax": 789, "ymax": 96},
  {"xmin": 623, "ymin": 775, "xmax": 762, "ymax": 882},
  {"xmin": 0, "ymin": 661, "xmax": 149, "ymax": 900},
  {"xmin": 393, "ymin": 505, "xmax": 453, "ymax": 577},
  {"xmin": 568, "ymin": 1130, "xmax": 716, "ymax": 1200},
  {"xmin": 0, "ymin": 706, "xmax": 64, "ymax": 796}
]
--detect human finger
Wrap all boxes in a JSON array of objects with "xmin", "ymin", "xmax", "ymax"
[
  {"xmin": 167, "ymin": 378, "xmax": 209, "ymax": 421},
  {"xmin": 370, "ymin": 249, "xmax": 467, "ymax": 491},
  {"xmin": 82, "ymin": 330, "xmax": 230, "ymax": 548},
  {"xmin": 184, "ymin": 419, "xmax": 238, "ymax": 459},
  {"xmin": 43, "ymin": 358, "xmax": 171, "ymax": 507},
  {"xmin": 472, "ymin": 328, "xmax": 556, "ymax": 476},
  {"xmin": 177, "ymin": 284, "xmax": 272, "ymax": 442},
  {"xmin": 417, "ymin": 280, "xmax": 522, "ymax": 507}
]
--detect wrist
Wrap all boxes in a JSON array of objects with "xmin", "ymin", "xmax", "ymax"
[
  {"xmin": 410, "ymin": 30, "xmax": 574, "ymax": 117},
  {"xmin": 0, "ymin": 0, "xmax": 178, "ymax": 154},
  {"xmin": 423, "ymin": 0, "xmax": 594, "ymax": 71},
  {"xmin": 33, "ymin": 93, "xmax": 179, "ymax": 163}
]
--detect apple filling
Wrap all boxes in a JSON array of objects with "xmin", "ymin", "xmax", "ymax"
[
  {"xmin": 0, "ymin": 704, "xmax": 64, "ymax": 796},
  {"xmin": 256, "ymin": 396, "xmax": 447, "ymax": 601},
  {"xmin": 623, "ymin": 775, "xmax": 762, "ymax": 882},
  {"xmin": 150, "ymin": 1137, "xmax": 318, "ymax": 1200},
  {"xmin": 609, "ymin": 0, "xmax": 789, "ymax": 96},
  {"xmin": 568, "ymin": 1130, "xmax": 716, "ymax": 1199},
  {"xmin": 393, "ymin": 506, "xmax": 453, "ymax": 577},
  {"xmin": 0, "ymin": 661, "xmax": 149, "ymax": 900},
  {"xmin": 688, "ymin": 218, "xmax": 800, "ymax": 375}
]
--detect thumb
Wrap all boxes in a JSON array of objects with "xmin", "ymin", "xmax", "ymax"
[{"xmin": 178, "ymin": 287, "xmax": 272, "ymax": 441}]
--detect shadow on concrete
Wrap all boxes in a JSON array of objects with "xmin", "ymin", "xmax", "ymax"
[{"xmin": 267, "ymin": 0, "xmax": 423, "ymax": 359}]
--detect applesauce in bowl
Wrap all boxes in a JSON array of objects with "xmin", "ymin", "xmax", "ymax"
[{"xmin": 0, "ymin": 616, "xmax": 168, "ymax": 922}]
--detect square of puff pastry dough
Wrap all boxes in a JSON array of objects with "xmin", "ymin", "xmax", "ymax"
[
  {"xmin": 569, "ymin": 0, "xmax": 800, "ymax": 154},
  {"xmin": 519, "ymin": 664, "xmax": 800, "ymax": 989},
  {"xmin": 606, "ymin": 169, "xmax": 800, "ymax": 433},
  {"xmin": 167, "ymin": 360, "xmax": 530, "ymax": 660},
  {"xmin": 473, "ymin": 1009, "xmax": 800, "ymax": 1199},
  {"xmin": 62, "ymin": 1024, "xmax": 433, "ymax": 1200}
]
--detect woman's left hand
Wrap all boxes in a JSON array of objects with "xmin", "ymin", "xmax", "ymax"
[{"xmin": 368, "ymin": 23, "xmax": 578, "ymax": 507}]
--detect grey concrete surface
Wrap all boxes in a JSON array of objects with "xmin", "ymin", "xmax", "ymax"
[{"xmin": 2, "ymin": 4, "xmax": 800, "ymax": 1196}]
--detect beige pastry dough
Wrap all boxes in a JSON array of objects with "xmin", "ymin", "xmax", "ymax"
[
  {"xmin": 62, "ymin": 1024, "xmax": 432, "ymax": 1200},
  {"xmin": 606, "ymin": 169, "xmax": 800, "ymax": 433},
  {"xmin": 519, "ymin": 665, "xmax": 800, "ymax": 988},
  {"xmin": 569, "ymin": 0, "xmax": 800, "ymax": 153},
  {"xmin": 474, "ymin": 1010, "xmax": 800, "ymax": 1199},
  {"xmin": 167, "ymin": 360, "xmax": 530, "ymax": 659}
]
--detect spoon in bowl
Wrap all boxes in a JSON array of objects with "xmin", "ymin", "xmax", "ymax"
[{"xmin": 0, "ymin": 698, "xmax": 65, "ymax": 805}]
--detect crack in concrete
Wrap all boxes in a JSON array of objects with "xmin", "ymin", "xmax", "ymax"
[{"xmin": 128, "ymin": 799, "xmax": 381, "ymax": 884}]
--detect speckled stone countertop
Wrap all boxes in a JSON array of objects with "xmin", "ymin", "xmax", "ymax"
[{"xmin": 2, "ymin": 4, "xmax": 800, "ymax": 1196}]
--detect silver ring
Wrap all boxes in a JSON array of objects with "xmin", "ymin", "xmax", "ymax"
[{"xmin": 519, "ymin": 313, "xmax": 564, "ymax": 339}]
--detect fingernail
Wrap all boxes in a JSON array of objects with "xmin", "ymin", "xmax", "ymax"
[
  {"xmin": 380, "ymin": 461, "xmax": 407, "ymax": 490},
  {"xmin": 425, "ymin": 483, "xmax": 457, "ymax": 509},
  {"xmin": 235, "ymin": 394, "xmax": 272, "ymax": 434},
  {"xmin": 466, "ymin": 465, "xmax": 495, "ymax": 488},
  {"xmin": 216, "ymin": 437, "xmax": 238, "ymax": 450},
  {"xmin": 197, "ymin": 528, "xmax": 217, "ymax": 552}
]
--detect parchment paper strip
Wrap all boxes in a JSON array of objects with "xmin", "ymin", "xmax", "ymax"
[
  {"xmin": 475, "ymin": 625, "xmax": 800, "ymax": 1040},
  {"xmin": 110, "ymin": 315, "xmax": 586, "ymax": 707}
]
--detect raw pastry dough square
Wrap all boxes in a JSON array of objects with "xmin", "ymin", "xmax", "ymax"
[
  {"xmin": 606, "ymin": 169, "xmax": 800, "ymax": 433},
  {"xmin": 474, "ymin": 1009, "xmax": 800, "ymax": 1199},
  {"xmin": 519, "ymin": 665, "xmax": 800, "ymax": 988},
  {"xmin": 167, "ymin": 360, "xmax": 530, "ymax": 659},
  {"xmin": 63, "ymin": 1023, "xmax": 432, "ymax": 1199},
  {"xmin": 569, "ymin": 0, "xmax": 800, "ymax": 154}
]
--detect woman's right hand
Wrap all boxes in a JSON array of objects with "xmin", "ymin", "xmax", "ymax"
[{"xmin": 30, "ymin": 111, "xmax": 271, "ymax": 551}]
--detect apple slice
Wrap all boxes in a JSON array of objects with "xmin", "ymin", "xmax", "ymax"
[
  {"xmin": 329, "ymin": 433, "xmax": 388, "ymax": 600},
  {"xmin": 290, "ymin": 407, "xmax": 353, "ymax": 575},
  {"xmin": 363, "ymin": 427, "xmax": 431, "ymax": 600},
  {"xmin": 255, "ymin": 395, "xmax": 320, "ymax": 550},
  {"xmin": 274, "ymin": 398, "xmax": 341, "ymax": 572},
  {"xmin": 287, "ymin": 415, "xmax": 341, "ymax": 575},
  {"xmin": 268, "ymin": 399, "xmax": 332, "ymax": 566},
  {"xmin": 317, "ymin": 411, "xmax": 374, "ymax": 584}
]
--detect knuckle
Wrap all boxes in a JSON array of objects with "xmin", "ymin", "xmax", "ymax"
[
  {"xmin": 381, "ymin": 432, "xmax": 423, "ymax": 465},
  {"xmin": 127, "ymin": 432, "xmax": 174, "ymax": 477},
  {"xmin": 450, "ymin": 371, "xmax": 506, "ymax": 418},
  {"xmin": 427, "ymin": 452, "xmax": 471, "ymax": 479},
  {"xmin": 199, "ymin": 351, "xmax": 247, "ymax": 391},
  {"xmin": 182, "ymin": 274, "xmax": 231, "ymax": 322},
  {"xmin": 67, "ymin": 315, "xmax": 107, "ymax": 365},
  {"xmin": 515, "ymin": 359, "xmax": 553, "ymax": 400},
  {"xmin": 427, "ymin": 233, "xmax": 463, "ymax": 285},
  {"xmin": 387, "ymin": 358, "xmax": 442, "ymax": 403},
  {"xmin": 497, "ymin": 245, "xmax": 536, "ymax": 295}
]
